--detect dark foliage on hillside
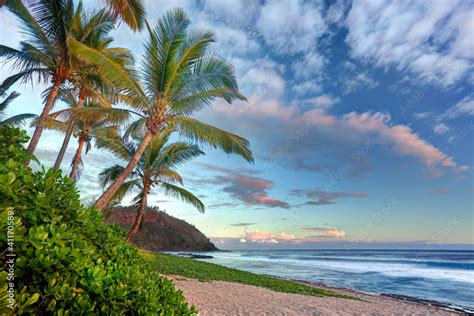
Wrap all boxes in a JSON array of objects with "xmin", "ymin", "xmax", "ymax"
[{"xmin": 107, "ymin": 206, "xmax": 218, "ymax": 252}]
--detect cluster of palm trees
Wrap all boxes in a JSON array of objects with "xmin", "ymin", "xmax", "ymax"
[{"xmin": 0, "ymin": 0, "xmax": 253, "ymax": 242}]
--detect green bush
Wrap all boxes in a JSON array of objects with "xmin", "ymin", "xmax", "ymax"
[{"xmin": 0, "ymin": 126, "xmax": 196, "ymax": 315}]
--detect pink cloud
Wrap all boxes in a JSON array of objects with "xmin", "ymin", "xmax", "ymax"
[
  {"xmin": 244, "ymin": 230, "xmax": 296, "ymax": 244},
  {"xmin": 342, "ymin": 111, "xmax": 467, "ymax": 171}
]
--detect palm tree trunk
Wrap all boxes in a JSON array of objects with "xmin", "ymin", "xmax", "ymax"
[
  {"xmin": 69, "ymin": 138, "xmax": 85, "ymax": 179},
  {"xmin": 53, "ymin": 97, "xmax": 85, "ymax": 170},
  {"xmin": 25, "ymin": 80, "xmax": 62, "ymax": 166},
  {"xmin": 94, "ymin": 130, "xmax": 153, "ymax": 211},
  {"xmin": 126, "ymin": 187, "xmax": 148, "ymax": 242}
]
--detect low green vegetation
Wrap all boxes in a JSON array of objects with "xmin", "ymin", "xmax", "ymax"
[
  {"xmin": 145, "ymin": 252, "xmax": 353, "ymax": 299},
  {"xmin": 0, "ymin": 126, "xmax": 195, "ymax": 314}
]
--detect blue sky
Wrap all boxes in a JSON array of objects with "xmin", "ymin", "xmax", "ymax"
[{"xmin": 1, "ymin": 0, "xmax": 473, "ymax": 249}]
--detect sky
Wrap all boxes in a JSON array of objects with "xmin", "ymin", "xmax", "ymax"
[{"xmin": 1, "ymin": 0, "xmax": 473, "ymax": 250}]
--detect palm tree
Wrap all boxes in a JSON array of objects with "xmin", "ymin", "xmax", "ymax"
[
  {"xmin": 0, "ymin": 0, "xmax": 76, "ymax": 164},
  {"xmin": 0, "ymin": 89, "xmax": 36, "ymax": 126},
  {"xmin": 71, "ymin": 8, "xmax": 254, "ymax": 211},
  {"xmin": 98, "ymin": 129, "xmax": 205, "ymax": 242},
  {"xmin": 53, "ymin": 4, "xmax": 134, "ymax": 170},
  {"xmin": 45, "ymin": 103, "xmax": 132, "ymax": 179},
  {"xmin": 0, "ymin": 0, "xmax": 136, "ymax": 166}
]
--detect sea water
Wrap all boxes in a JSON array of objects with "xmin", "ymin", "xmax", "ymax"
[{"xmin": 191, "ymin": 250, "xmax": 474, "ymax": 311}]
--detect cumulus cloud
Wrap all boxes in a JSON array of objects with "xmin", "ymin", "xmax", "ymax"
[
  {"xmin": 303, "ymin": 227, "xmax": 347, "ymax": 238},
  {"xmin": 433, "ymin": 123, "xmax": 450, "ymax": 135},
  {"xmin": 345, "ymin": 0, "xmax": 473, "ymax": 88},
  {"xmin": 244, "ymin": 230, "xmax": 296, "ymax": 244},
  {"xmin": 257, "ymin": 0, "xmax": 326, "ymax": 55},
  {"xmin": 304, "ymin": 95, "xmax": 340, "ymax": 109}
]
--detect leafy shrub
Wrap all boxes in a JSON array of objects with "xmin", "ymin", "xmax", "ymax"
[{"xmin": 0, "ymin": 126, "xmax": 196, "ymax": 315}]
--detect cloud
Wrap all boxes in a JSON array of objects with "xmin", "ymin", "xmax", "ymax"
[
  {"xmin": 340, "ymin": 111, "xmax": 467, "ymax": 171},
  {"xmin": 198, "ymin": 163, "xmax": 290, "ymax": 209},
  {"xmin": 231, "ymin": 223, "xmax": 256, "ymax": 227},
  {"xmin": 342, "ymin": 72, "xmax": 379, "ymax": 95},
  {"xmin": 345, "ymin": 1, "xmax": 472, "ymax": 88},
  {"xmin": 291, "ymin": 189, "xmax": 367, "ymax": 206},
  {"xmin": 256, "ymin": 0, "xmax": 326, "ymax": 55},
  {"xmin": 240, "ymin": 227, "xmax": 347, "ymax": 244},
  {"xmin": 303, "ymin": 227, "xmax": 347, "ymax": 238},
  {"xmin": 433, "ymin": 123, "xmax": 450, "ymax": 135},
  {"xmin": 440, "ymin": 95, "xmax": 474, "ymax": 119},
  {"xmin": 304, "ymin": 95, "xmax": 340, "ymax": 109},
  {"xmin": 244, "ymin": 230, "xmax": 296, "ymax": 244},
  {"xmin": 413, "ymin": 112, "xmax": 432, "ymax": 120}
]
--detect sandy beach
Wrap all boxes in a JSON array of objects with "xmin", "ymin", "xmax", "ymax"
[{"xmin": 170, "ymin": 276, "xmax": 459, "ymax": 315}]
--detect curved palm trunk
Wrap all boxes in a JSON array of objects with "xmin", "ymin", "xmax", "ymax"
[
  {"xmin": 69, "ymin": 138, "xmax": 85, "ymax": 179},
  {"xmin": 53, "ymin": 97, "xmax": 85, "ymax": 170},
  {"xmin": 94, "ymin": 130, "xmax": 153, "ymax": 211},
  {"xmin": 25, "ymin": 80, "xmax": 62, "ymax": 166},
  {"xmin": 126, "ymin": 187, "xmax": 148, "ymax": 242}
]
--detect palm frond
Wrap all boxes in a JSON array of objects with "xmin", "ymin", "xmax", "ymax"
[
  {"xmin": 68, "ymin": 37, "xmax": 147, "ymax": 102},
  {"xmin": 174, "ymin": 116, "xmax": 254, "ymax": 163},
  {"xmin": 155, "ymin": 169, "xmax": 183, "ymax": 185},
  {"xmin": 0, "ymin": 68, "xmax": 50, "ymax": 89},
  {"xmin": 104, "ymin": 0, "xmax": 145, "ymax": 31},
  {"xmin": 1, "ymin": 113, "xmax": 37, "ymax": 126},
  {"xmin": 141, "ymin": 8, "xmax": 189, "ymax": 95},
  {"xmin": 108, "ymin": 179, "xmax": 140, "ymax": 205},
  {"xmin": 155, "ymin": 142, "xmax": 204, "ymax": 170},
  {"xmin": 95, "ymin": 133, "xmax": 134, "ymax": 162},
  {"xmin": 98, "ymin": 164, "xmax": 127, "ymax": 187},
  {"xmin": 161, "ymin": 182, "xmax": 205, "ymax": 213},
  {"xmin": 0, "ymin": 91, "xmax": 20, "ymax": 112},
  {"xmin": 163, "ymin": 28, "xmax": 216, "ymax": 95},
  {"xmin": 4, "ymin": 0, "xmax": 54, "ymax": 55}
]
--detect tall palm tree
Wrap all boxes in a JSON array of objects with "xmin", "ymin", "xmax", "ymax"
[
  {"xmin": 0, "ymin": 89, "xmax": 36, "ymax": 126},
  {"xmin": 0, "ymin": 0, "xmax": 136, "ymax": 166},
  {"xmin": 98, "ymin": 129, "xmax": 204, "ymax": 242},
  {"xmin": 45, "ymin": 104, "xmax": 132, "ymax": 179},
  {"xmin": 1, "ymin": 0, "xmax": 76, "ymax": 164},
  {"xmin": 53, "ymin": 4, "xmax": 134, "ymax": 170},
  {"xmin": 71, "ymin": 8, "xmax": 254, "ymax": 211}
]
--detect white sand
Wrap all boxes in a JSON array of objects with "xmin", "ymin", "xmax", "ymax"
[{"xmin": 169, "ymin": 276, "xmax": 458, "ymax": 315}]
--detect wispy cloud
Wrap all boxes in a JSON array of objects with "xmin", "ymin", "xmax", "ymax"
[
  {"xmin": 345, "ymin": 1, "xmax": 472, "ymax": 88},
  {"xmin": 197, "ymin": 163, "xmax": 290, "ymax": 209},
  {"xmin": 291, "ymin": 189, "xmax": 367, "ymax": 206}
]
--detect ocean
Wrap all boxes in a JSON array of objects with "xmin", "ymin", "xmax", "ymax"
[{"xmin": 190, "ymin": 250, "xmax": 474, "ymax": 312}]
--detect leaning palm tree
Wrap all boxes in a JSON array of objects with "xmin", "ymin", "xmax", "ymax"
[
  {"xmin": 53, "ymin": 4, "xmax": 134, "ymax": 170},
  {"xmin": 70, "ymin": 8, "xmax": 254, "ymax": 211},
  {"xmin": 0, "ymin": 89, "xmax": 36, "ymax": 126},
  {"xmin": 45, "ymin": 104, "xmax": 132, "ymax": 179},
  {"xmin": 0, "ymin": 0, "xmax": 76, "ymax": 164},
  {"xmin": 98, "ymin": 129, "xmax": 204, "ymax": 242},
  {"xmin": 0, "ymin": 0, "xmax": 135, "ymax": 166}
]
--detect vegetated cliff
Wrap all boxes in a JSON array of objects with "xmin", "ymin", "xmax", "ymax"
[{"xmin": 107, "ymin": 206, "xmax": 218, "ymax": 252}]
